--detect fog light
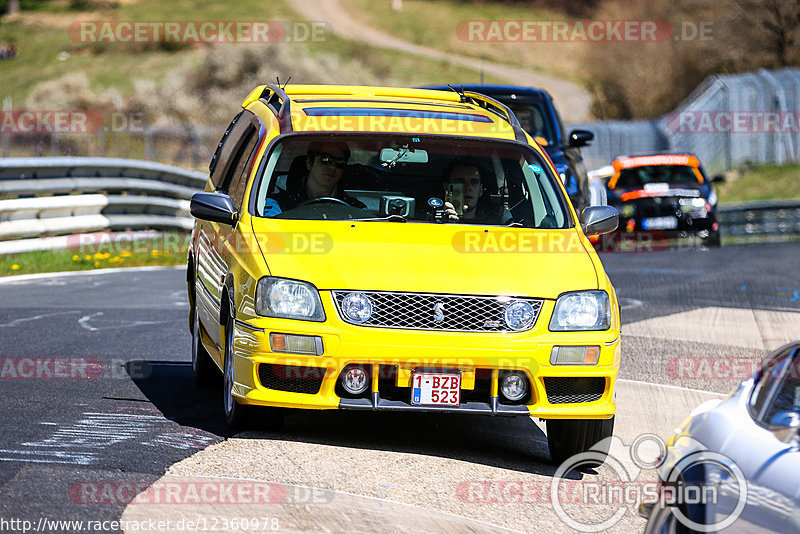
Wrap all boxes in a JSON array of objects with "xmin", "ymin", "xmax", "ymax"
[
  {"xmin": 500, "ymin": 372, "xmax": 529, "ymax": 402},
  {"xmin": 504, "ymin": 301, "xmax": 536, "ymax": 331},
  {"xmin": 341, "ymin": 292, "xmax": 373, "ymax": 323},
  {"xmin": 550, "ymin": 346, "xmax": 601, "ymax": 365},
  {"xmin": 341, "ymin": 365, "xmax": 369, "ymax": 395},
  {"xmin": 269, "ymin": 333, "xmax": 323, "ymax": 355}
]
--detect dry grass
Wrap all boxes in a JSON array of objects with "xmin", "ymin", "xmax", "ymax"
[{"xmin": 343, "ymin": 0, "xmax": 589, "ymax": 86}]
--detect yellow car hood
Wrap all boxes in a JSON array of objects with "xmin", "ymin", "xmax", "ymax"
[{"xmin": 250, "ymin": 219, "xmax": 598, "ymax": 299}]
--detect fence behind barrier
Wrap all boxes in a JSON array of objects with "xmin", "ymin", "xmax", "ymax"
[{"xmin": 569, "ymin": 67, "xmax": 800, "ymax": 176}]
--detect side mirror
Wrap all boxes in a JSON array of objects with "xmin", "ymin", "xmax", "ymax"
[
  {"xmin": 712, "ymin": 174, "xmax": 726, "ymax": 183},
  {"xmin": 770, "ymin": 411, "xmax": 800, "ymax": 445},
  {"xmin": 581, "ymin": 206, "xmax": 618, "ymax": 236},
  {"xmin": 568, "ymin": 129, "xmax": 594, "ymax": 148},
  {"xmin": 191, "ymin": 192, "xmax": 237, "ymax": 226}
]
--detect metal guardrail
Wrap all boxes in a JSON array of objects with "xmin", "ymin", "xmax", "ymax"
[
  {"xmin": 1, "ymin": 157, "xmax": 797, "ymax": 254},
  {"xmin": 0, "ymin": 157, "xmax": 206, "ymax": 254},
  {"xmin": 717, "ymin": 199, "xmax": 800, "ymax": 240}
]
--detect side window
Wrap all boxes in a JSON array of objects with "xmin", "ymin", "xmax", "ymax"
[
  {"xmin": 209, "ymin": 111, "xmax": 258, "ymax": 192},
  {"xmin": 751, "ymin": 348, "xmax": 800, "ymax": 425},
  {"xmin": 210, "ymin": 112, "xmax": 243, "ymax": 189},
  {"xmin": 225, "ymin": 125, "xmax": 259, "ymax": 211}
]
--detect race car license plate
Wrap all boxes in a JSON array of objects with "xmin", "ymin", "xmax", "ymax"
[
  {"xmin": 411, "ymin": 371, "xmax": 460, "ymax": 405},
  {"xmin": 642, "ymin": 216, "xmax": 678, "ymax": 230}
]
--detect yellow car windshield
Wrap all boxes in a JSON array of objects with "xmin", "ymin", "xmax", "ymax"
[{"xmin": 253, "ymin": 135, "xmax": 572, "ymax": 229}]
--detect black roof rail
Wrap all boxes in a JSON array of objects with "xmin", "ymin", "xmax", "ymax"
[
  {"xmin": 462, "ymin": 91, "xmax": 527, "ymax": 142},
  {"xmin": 259, "ymin": 84, "xmax": 293, "ymax": 133}
]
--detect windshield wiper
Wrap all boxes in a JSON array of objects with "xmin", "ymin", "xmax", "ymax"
[{"xmin": 354, "ymin": 214, "xmax": 407, "ymax": 223}]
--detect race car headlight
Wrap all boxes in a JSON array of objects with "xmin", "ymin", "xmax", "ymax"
[
  {"xmin": 549, "ymin": 291, "xmax": 611, "ymax": 331},
  {"xmin": 256, "ymin": 277, "xmax": 325, "ymax": 321}
]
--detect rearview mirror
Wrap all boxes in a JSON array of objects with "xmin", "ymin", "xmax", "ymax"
[
  {"xmin": 568, "ymin": 129, "xmax": 594, "ymax": 148},
  {"xmin": 191, "ymin": 192, "xmax": 238, "ymax": 226},
  {"xmin": 770, "ymin": 411, "xmax": 800, "ymax": 444},
  {"xmin": 379, "ymin": 147, "xmax": 428, "ymax": 165},
  {"xmin": 581, "ymin": 206, "xmax": 618, "ymax": 236}
]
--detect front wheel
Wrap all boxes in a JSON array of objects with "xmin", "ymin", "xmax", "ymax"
[
  {"xmin": 222, "ymin": 316, "xmax": 284, "ymax": 430},
  {"xmin": 223, "ymin": 316, "xmax": 255, "ymax": 428},
  {"xmin": 546, "ymin": 416, "xmax": 615, "ymax": 468},
  {"xmin": 644, "ymin": 504, "xmax": 686, "ymax": 534},
  {"xmin": 702, "ymin": 230, "xmax": 721, "ymax": 248}
]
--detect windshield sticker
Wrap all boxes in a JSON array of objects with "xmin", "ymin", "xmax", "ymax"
[{"xmin": 529, "ymin": 164, "xmax": 543, "ymax": 174}]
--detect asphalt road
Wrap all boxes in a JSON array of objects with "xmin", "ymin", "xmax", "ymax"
[
  {"xmin": 0, "ymin": 268, "xmax": 230, "ymax": 529},
  {"xmin": 0, "ymin": 243, "xmax": 798, "ymax": 533}
]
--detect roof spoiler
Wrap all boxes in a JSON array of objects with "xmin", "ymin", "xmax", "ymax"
[{"xmin": 463, "ymin": 91, "xmax": 527, "ymax": 142}]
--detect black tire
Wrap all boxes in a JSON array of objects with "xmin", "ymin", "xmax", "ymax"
[
  {"xmin": 223, "ymin": 316, "xmax": 256, "ymax": 428},
  {"xmin": 191, "ymin": 297, "xmax": 218, "ymax": 387},
  {"xmin": 702, "ymin": 230, "xmax": 721, "ymax": 248},
  {"xmin": 546, "ymin": 416, "xmax": 615, "ymax": 468},
  {"xmin": 222, "ymin": 316, "xmax": 285, "ymax": 430},
  {"xmin": 644, "ymin": 504, "xmax": 687, "ymax": 534}
]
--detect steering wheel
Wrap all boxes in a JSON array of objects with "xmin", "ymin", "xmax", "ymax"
[{"xmin": 296, "ymin": 196, "xmax": 351, "ymax": 208}]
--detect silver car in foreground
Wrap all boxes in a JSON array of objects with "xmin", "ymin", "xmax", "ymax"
[{"xmin": 642, "ymin": 341, "xmax": 800, "ymax": 533}]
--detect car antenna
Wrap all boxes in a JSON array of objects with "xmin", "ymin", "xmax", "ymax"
[
  {"xmin": 277, "ymin": 76, "xmax": 292, "ymax": 90},
  {"xmin": 447, "ymin": 84, "xmax": 468, "ymax": 103}
]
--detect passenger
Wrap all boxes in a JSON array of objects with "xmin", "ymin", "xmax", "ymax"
[
  {"xmin": 442, "ymin": 158, "xmax": 499, "ymax": 223},
  {"xmin": 271, "ymin": 141, "xmax": 365, "ymax": 211}
]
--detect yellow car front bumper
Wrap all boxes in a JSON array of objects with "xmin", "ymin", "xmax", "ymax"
[{"xmin": 227, "ymin": 299, "xmax": 620, "ymax": 420}]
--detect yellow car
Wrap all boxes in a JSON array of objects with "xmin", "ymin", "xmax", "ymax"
[{"xmin": 188, "ymin": 84, "xmax": 620, "ymax": 464}]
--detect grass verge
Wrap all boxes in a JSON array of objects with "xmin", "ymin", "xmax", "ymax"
[
  {"xmin": 0, "ymin": 233, "xmax": 188, "ymax": 277},
  {"xmin": 718, "ymin": 163, "xmax": 800, "ymax": 204}
]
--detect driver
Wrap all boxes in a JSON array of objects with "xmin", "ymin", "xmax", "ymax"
[
  {"xmin": 271, "ymin": 141, "xmax": 365, "ymax": 211},
  {"xmin": 442, "ymin": 158, "xmax": 499, "ymax": 224}
]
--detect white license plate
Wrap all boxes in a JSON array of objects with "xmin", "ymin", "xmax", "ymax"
[
  {"xmin": 411, "ymin": 371, "xmax": 461, "ymax": 405},
  {"xmin": 642, "ymin": 216, "xmax": 678, "ymax": 230}
]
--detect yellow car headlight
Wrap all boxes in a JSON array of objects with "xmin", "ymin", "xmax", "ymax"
[
  {"xmin": 549, "ymin": 290, "xmax": 610, "ymax": 331},
  {"xmin": 256, "ymin": 277, "xmax": 325, "ymax": 322}
]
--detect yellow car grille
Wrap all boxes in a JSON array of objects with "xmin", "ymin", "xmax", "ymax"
[{"xmin": 331, "ymin": 291, "xmax": 543, "ymax": 332}]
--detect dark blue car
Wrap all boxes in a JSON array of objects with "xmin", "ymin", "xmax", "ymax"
[{"xmin": 423, "ymin": 84, "xmax": 595, "ymax": 212}]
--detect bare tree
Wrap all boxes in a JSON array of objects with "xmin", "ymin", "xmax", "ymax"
[{"xmin": 733, "ymin": 0, "xmax": 800, "ymax": 67}]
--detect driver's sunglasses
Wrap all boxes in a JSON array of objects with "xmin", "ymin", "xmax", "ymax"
[{"xmin": 317, "ymin": 152, "xmax": 348, "ymax": 168}]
